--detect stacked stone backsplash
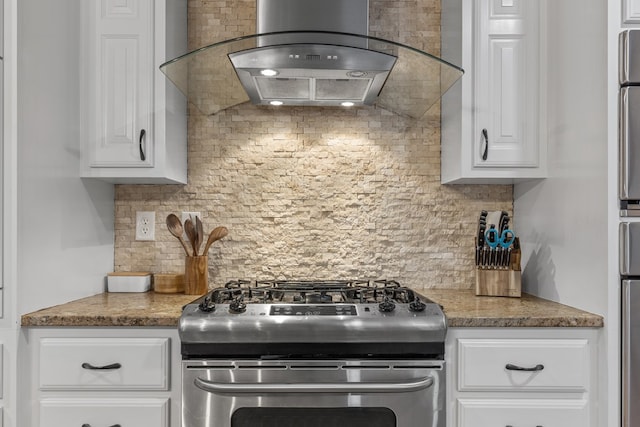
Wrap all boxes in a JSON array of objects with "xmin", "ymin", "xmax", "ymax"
[{"xmin": 114, "ymin": 0, "xmax": 513, "ymax": 290}]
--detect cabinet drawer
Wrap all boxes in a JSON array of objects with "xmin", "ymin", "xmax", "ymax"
[
  {"xmin": 458, "ymin": 339, "xmax": 589, "ymax": 391},
  {"xmin": 40, "ymin": 398, "xmax": 168, "ymax": 427},
  {"xmin": 457, "ymin": 399, "xmax": 588, "ymax": 427},
  {"xmin": 39, "ymin": 337, "xmax": 169, "ymax": 390}
]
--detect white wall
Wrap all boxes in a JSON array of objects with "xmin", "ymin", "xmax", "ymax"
[
  {"xmin": 514, "ymin": 0, "xmax": 608, "ymax": 316},
  {"xmin": 17, "ymin": 0, "xmax": 114, "ymax": 315},
  {"xmin": 513, "ymin": 1, "xmax": 612, "ymax": 426}
]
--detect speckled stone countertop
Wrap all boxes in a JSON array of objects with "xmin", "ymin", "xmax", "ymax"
[
  {"xmin": 20, "ymin": 293, "xmax": 197, "ymax": 327},
  {"xmin": 20, "ymin": 289, "xmax": 603, "ymax": 328},
  {"xmin": 423, "ymin": 289, "xmax": 603, "ymax": 328}
]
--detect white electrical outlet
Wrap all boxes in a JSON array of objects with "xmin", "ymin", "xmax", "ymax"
[
  {"xmin": 182, "ymin": 211, "xmax": 202, "ymax": 224},
  {"xmin": 136, "ymin": 211, "xmax": 156, "ymax": 241}
]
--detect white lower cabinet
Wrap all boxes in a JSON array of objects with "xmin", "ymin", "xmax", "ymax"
[
  {"xmin": 22, "ymin": 328, "xmax": 181, "ymax": 427},
  {"xmin": 446, "ymin": 328, "xmax": 599, "ymax": 427},
  {"xmin": 40, "ymin": 398, "xmax": 169, "ymax": 427}
]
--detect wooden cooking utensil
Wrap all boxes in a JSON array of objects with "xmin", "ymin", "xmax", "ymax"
[
  {"xmin": 195, "ymin": 216, "xmax": 204, "ymax": 256},
  {"xmin": 166, "ymin": 214, "xmax": 191, "ymax": 256},
  {"xmin": 202, "ymin": 226, "xmax": 229, "ymax": 254},
  {"xmin": 184, "ymin": 218, "xmax": 198, "ymax": 256}
]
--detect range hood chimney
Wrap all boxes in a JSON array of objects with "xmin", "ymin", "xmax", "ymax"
[{"xmin": 160, "ymin": 0, "xmax": 463, "ymax": 119}]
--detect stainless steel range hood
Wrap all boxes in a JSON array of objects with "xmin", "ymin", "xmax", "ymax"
[{"xmin": 160, "ymin": 0, "xmax": 463, "ymax": 119}]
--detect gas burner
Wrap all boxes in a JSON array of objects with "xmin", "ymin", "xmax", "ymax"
[{"xmin": 293, "ymin": 292, "xmax": 333, "ymax": 304}]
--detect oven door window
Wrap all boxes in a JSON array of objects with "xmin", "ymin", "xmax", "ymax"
[{"xmin": 231, "ymin": 407, "xmax": 396, "ymax": 427}]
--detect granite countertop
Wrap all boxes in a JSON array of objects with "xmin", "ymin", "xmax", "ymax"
[
  {"xmin": 20, "ymin": 289, "xmax": 603, "ymax": 328},
  {"xmin": 423, "ymin": 289, "xmax": 603, "ymax": 328}
]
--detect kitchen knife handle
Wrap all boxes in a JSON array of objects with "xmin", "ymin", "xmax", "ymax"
[
  {"xmin": 505, "ymin": 363, "xmax": 544, "ymax": 372},
  {"xmin": 481, "ymin": 128, "xmax": 489, "ymax": 160},
  {"xmin": 81, "ymin": 362, "xmax": 122, "ymax": 370},
  {"xmin": 139, "ymin": 128, "xmax": 146, "ymax": 161}
]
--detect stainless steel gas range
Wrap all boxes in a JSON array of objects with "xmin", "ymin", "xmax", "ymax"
[{"xmin": 179, "ymin": 280, "xmax": 447, "ymax": 427}]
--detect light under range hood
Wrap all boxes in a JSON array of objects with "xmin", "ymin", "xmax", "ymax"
[{"xmin": 160, "ymin": 0, "xmax": 464, "ymax": 119}]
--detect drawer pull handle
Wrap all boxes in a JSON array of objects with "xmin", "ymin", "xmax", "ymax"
[
  {"xmin": 81, "ymin": 362, "xmax": 122, "ymax": 370},
  {"xmin": 481, "ymin": 128, "xmax": 489, "ymax": 160},
  {"xmin": 505, "ymin": 363, "xmax": 544, "ymax": 372},
  {"xmin": 81, "ymin": 425, "xmax": 121, "ymax": 427},
  {"xmin": 139, "ymin": 129, "xmax": 146, "ymax": 161}
]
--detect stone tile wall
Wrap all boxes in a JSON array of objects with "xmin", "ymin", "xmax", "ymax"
[{"xmin": 114, "ymin": 0, "xmax": 513, "ymax": 291}]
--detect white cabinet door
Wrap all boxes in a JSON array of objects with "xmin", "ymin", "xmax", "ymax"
[
  {"xmin": 89, "ymin": 0, "xmax": 153, "ymax": 168},
  {"xmin": 81, "ymin": 0, "xmax": 187, "ymax": 184},
  {"xmin": 40, "ymin": 398, "xmax": 169, "ymax": 427},
  {"xmin": 473, "ymin": 0, "xmax": 539, "ymax": 168},
  {"xmin": 457, "ymin": 399, "xmax": 589, "ymax": 427}
]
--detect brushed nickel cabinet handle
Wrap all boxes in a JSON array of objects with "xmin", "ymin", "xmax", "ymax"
[
  {"xmin": 82, "ymin": 424, "xmax": 121, "ymax": 427},
  {"xmin": 81, "ymin": 362, "xmax": 122, "ymax": 370}
]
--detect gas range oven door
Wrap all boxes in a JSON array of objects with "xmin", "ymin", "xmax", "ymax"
[{"xmin": 183, "ymin": 359, "xmax": 445, "ymax": 427}]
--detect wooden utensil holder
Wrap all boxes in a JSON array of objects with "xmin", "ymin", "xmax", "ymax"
[
  {"xmin": 184, "ymin": 256, "xmax": 208, "ymax": 295},
  {"xmin": 475, "ymin": 238, "xmax": 522, "ymax": 298}
]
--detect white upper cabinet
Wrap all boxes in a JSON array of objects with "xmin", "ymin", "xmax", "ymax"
[
  {"xmin": 441, "ymin": 0, "xmax": 546, "ymax": 184},
  {"xmin": 81, "ymin": 0, "xmax": 187, "ymax": 184}
]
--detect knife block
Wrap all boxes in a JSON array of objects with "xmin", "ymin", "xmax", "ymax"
[
  {"xmin": 475, "ymin": 269, "xmax": 522, "ymax": 297},
  {"xmin": 184, "ymin": 256, "xmax": 208, "ymax": 295},
  {"xmin": 475, "ymin": 238, "xmax": 522, "ymax": 298}
]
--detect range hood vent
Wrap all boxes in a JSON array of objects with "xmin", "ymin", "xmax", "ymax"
[{"xmin": 160, "ymin": 0, "xmax": 463, "ymax": 119}]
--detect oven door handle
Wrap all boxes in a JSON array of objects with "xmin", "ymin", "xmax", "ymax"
[{"xmin": 194, "ymin": 376, "xmax": 434, "ymax": 394}]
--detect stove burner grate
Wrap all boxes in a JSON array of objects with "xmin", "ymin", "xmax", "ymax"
[{"xmin": 204, "ymin": 279, "xmax": 430, "ymax": 305}]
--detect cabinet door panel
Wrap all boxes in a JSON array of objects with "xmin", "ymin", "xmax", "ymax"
[
  {"xmin": 39, "ymin": 337, "xmax": 169, "ymax": 390},
  {"xmin": 40, "ymin": 398, "xmax": 168, "ymax": 427},
  {"xmin": 458, "ymin": 338, "xmax": 589, "ymax": 392},
  {"xmin": 457, "ymin": 399, "xmax": 588, "ymax": 427},
  {"xmin": 90, "ymin": 0, "xmax": 153, "ymax": 168},
  {"xmin": 624, "ymin": 0, "xmax": 640, "ymax": 24},
  {"xmin": 474, "ymin": 0, "xmax": 538, "ymax": 168}
]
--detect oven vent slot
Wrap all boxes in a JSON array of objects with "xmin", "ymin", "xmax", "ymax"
[
  {"xmin": 392, "ymin": 365, "xmax": 443, "ymax": 370},
  {"xmin": 289, "ymin": 365, "xmax": 341, "ymax": 370},
  {"xmin": 342, "ymin": 365, "xmax": 391, "ymax": 370},
  {"xmin": 186, "ymin": 365, "xmax": 235, "ymax": 370},
  {"xmin": 237, "ymin": 365, "xmax": 288, "ymax": 370}
]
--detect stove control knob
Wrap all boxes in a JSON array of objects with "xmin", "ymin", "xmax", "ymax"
[
  {"xmin": 409, "ymin": 298, "xmax": 426, "ymax": 312},
  {"xmin": 378, "ymin": 297, "xmax": 396, "ymax": 313},
  {"xmin": 198, "ymin": 296, "xmax": 216, "ymax": 313},
  {"xmin": 229, "ymin": 297, "xmax": 247, "ymax": 314}
]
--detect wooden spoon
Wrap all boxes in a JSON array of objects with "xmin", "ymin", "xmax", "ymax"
[
  {"xmin": 165, "ymin": 214, "xmax": 191, "ymax": 256},
  {"xmin": 184, "ymin": 218, "xmax": 198, "ymax": 256},
  {"xmin": 195, "ymin": 216, "xmax": 204, "ymax": 256},
  {"xmin": 202, "ymin": 226, "xmax": 229, "ymax": 254}
]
